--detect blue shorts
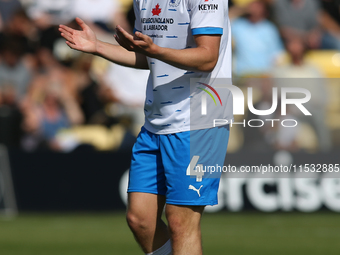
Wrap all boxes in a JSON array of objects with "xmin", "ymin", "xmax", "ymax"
[{"xmin": 128, "ymin": 126, "xmax": 230, "ymax": 206}]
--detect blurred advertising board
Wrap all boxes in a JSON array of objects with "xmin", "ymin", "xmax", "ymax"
[{"xmin": 7, "ymin": 150, "xmax": 340, "ymax": 213}]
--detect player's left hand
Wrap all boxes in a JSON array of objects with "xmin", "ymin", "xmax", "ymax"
[{"xmin": 114, "ymin": 25, "xmax": 160, "ymax": 57}]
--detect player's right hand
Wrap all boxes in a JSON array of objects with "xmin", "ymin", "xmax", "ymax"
[{"xmin": 59, "ymin": 17, "xmax": 97, "ymax": 54}]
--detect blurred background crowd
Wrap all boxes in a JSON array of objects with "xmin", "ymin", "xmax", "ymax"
[{"xmin": 0, "ymin": 0, "xmax": 339, "ymax": 154}]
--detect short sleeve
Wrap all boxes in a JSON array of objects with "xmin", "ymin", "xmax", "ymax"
[
  {"xmin": 133, "ymin": 0, "xmax": 142, "ymax": 33},
  {"xmin": 188, "ymin": 0, "xmax": 226, "ymax": 36}
]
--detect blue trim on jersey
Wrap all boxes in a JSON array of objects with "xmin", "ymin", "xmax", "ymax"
[
  {"xmin": 192, "ymin": 27, "xmax": 223, "ymax": 35},
  {"xmin": 133, "ymin": 28, "xmax": 141, "ymax": 34}
]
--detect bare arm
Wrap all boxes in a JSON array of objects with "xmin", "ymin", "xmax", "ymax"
[
  {"xmin": 115, "ymin": 26, "xmax": 221, "ymax": 72},
  {"xmin": 319, "ymin": 10, "xmax": 340, "ymax": 39},
  {"xmin": 150, "ymin": 35, "xmax": 221, "ymax": 72},
  {"xmin": 95, "ymin": 40, "xmax": 149, "ymax": 69},
  {"xmin": 59, "ymin": 18, "xmax": 148, "ymax": 69}
]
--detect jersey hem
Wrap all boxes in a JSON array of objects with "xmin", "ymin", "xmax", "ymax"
[
  {"xmin": 133, "ymin": 28, "xmax": 141, "ymax": 33},
  {"xmin": 143, "ymin": 119, "xmax": 234, "ymax": 135}
]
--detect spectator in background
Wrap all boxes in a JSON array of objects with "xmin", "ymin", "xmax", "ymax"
[
  {"xmin": 271, "ymin": 37, "xmax": 325, "ymax": 78},
  {"xmin": 232, "ymin": 0, "xmax": 284, "ymax": 76},
  {"xmin": 0, "ymin": 36, "xmax": 32, "ymax": 101},
  {"xmin": 273, "ymin": 0, "xmax": 340, "ymax": 50},
  {"xmin": 273, "ymin": 0, "xmax": 323, "ymax": 49},
  {"xmin": 20, "ymin": 86, "xmax": 81, "ymax": 152},
  {"xmin": 21, "ymin": 46, "xmax": 84, "ymax": 151},
  {"xmin": 271, "ymin": 37, "xmax": 332, "ymax": 152},
  {"xmin": 1, "ymin": 9, "xmax": 38, "ymax": 64},
  {"xmin": 72, "ymin": 53, "xmax": 118, "ymax": 126},
  {"xmin": 0, "ymin": 0, "xmax": 22, "ymax": 31},
  {"xmin": 72, "ymin": 0, "xmax": 131, "ymax": 34},
  {"xmin": 39, "ymin": 86, "xmax": 71, "ymax": 143},
  {"xmin": 319, "ymin": 0, "xmax": 340, "ymax": 49},
  {"xmin": 104, "ymin": 62, "xmax": 149, "ymax": 135},
  {"xmin": 0, "ymin": 7, "xmax": 36, "ymax": 149},
  {"xmin": 23, "ymin": 0, "xmax": 74, "ymax": 54},
  {"xmin": 25, "ymin": 0, "xmax": 73, "ymax": 29}
]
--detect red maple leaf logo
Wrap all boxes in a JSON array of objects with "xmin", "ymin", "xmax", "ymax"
[{"xmin": 152, "ymin": 4, "xmax": 161, "ymax": 16}]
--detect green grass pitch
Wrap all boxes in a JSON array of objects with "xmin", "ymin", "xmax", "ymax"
[{"xmin": 0, "ymin": 212, "xmax": 339, "ymax": 255}]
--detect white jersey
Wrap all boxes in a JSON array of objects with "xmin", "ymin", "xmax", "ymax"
[{"xmin": 134, "ymin": 0, "xmax": 233, "ymax": 134}]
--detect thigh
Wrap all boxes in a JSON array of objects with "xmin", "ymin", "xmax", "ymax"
[
  {"xmin": 165, "ymin": 204, "xmax": 204, "ymax": 223},
  {"xmin": 165, "ymin": 204, "xmax": 205, "ymax": 241},
  {"xmin": 128, "ymin": 192, "xmax": 166, "ymax": 220},
  {"xmin": 128, "ymin": 127, "xmax": 167, "ymax": 196},
  {"xmin": 161, "ymin": 126, "xmax": 230, "ymax": 206}
]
